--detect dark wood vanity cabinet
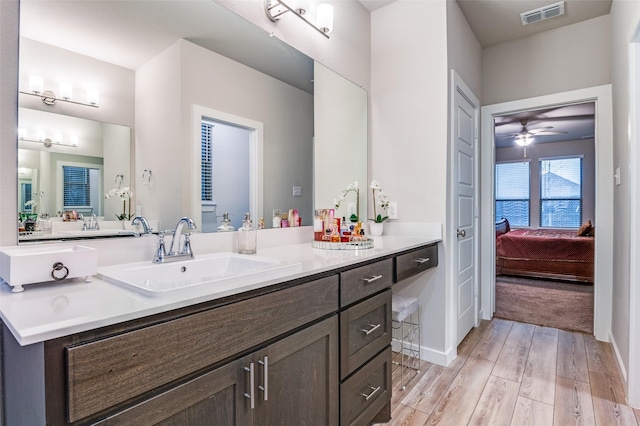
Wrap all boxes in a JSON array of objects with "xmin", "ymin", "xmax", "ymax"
[
  {"xmin": 94, "ymin": 316, "xmax": 339, "ymax": 426},
  {"xmin": 4, "ymin": 243, "xmax": 438, "ymax": 425}
]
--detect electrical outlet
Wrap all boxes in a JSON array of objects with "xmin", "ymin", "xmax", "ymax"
[
  {"xmin": 388, "ymin": 202, "xmax": 398, "ymax": 219},
  {"xmin": 292, "ymin": 186, "xmax": 302, "ymax": 197},
  {"xmin": 347, "ymin": 202, "xmax": 357, "ymax": 219}
]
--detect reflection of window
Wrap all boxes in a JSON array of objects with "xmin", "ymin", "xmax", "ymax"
[
  {"xmin": 495, "ymin": 161, "xmax": 530, "ymax": 227},
  {"xmin": 63, "ymin": 165, "xmax": 99, "ymax": 212},
  {"xmin": 540, "ymin": 157, "xmax": 583, "ymax": 228},
  {"xmin": 201, "ymin": 121, "xmax": 213, "ymax": 203},
  {"xmin": 21, "ymin": 183, "xmax": 32, "ymax": 212}
]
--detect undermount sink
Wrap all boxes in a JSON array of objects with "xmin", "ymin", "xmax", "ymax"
[{"xmin": 97, "ymin": 252, "xmax": 301, "ymax": 297}]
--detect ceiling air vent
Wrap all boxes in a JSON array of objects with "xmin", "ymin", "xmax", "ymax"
[{"xmin": 520, "ymin": 1, "xmax": 565, "ymax": 26}]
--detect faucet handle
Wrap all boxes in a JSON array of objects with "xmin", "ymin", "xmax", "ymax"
[{"xmin": 181, "ymin": 233, "xmax": 194, "ymax": 257}]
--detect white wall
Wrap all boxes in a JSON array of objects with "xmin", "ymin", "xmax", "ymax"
[
  {"xmin": 496, "ymin": 139, "xmax": 596, "ymax": 229},
  {"xmin": 446, "ymin": 0, "xmax": 483, "ymax": 101},
  {"xmin": 482, "ymin": 15, "xmax": 611, "ymax": 105},
  {"xmin": 610, "ymin": 0, "xmax": 640, "ymax": 406},
  {"xmin": 371, "ymin": 0, "xmax": 450, "ymax": 363}
]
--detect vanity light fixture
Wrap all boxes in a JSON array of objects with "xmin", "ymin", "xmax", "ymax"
[
  {"xmin": 265, "ymin": 0, "xmax": 333, "ymax": 38},
  {"xmin": 18, "ymin": 129, "xmax": 78, "ymax": 148},
  {"xmin": 20, "ymin": 75, "xmax": 99, "ymax": 108}
]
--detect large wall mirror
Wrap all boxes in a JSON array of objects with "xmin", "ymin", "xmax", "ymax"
[{"xmin": 18, "ymin": 0, "xmax": 366, "ymax": 243}]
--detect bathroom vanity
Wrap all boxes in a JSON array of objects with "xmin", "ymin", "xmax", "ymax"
[{"xmin": 1, "ymin": 235, "xmax": 438, "ymax": 425}]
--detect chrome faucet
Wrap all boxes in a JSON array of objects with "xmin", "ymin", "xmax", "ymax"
[
  {"xmin": 131, "ymin": 215, "xmax": 152, "ymax": 234},
  {"xmin": 153, "ymin": 217, "xmax": 196, "ymax": 263},
  {"xmin": 82, "ymin": 214, "xmax": 100, "ymax": 231}
]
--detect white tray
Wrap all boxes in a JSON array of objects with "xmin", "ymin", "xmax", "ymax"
[{"xmin": 0, "ymin": 244, "xmax": 97, "ymax": 292}]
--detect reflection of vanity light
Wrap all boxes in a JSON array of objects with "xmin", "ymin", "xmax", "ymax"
[
  {"xmin": 29, "ymin": 75, "xmax": 44, "ymax": 94},
  {"xmin": 18, "ymin": 130, "xmax": 78, "ymax": 148},
  {"xmin": 265, "ymin": 0, "xmax": 334, "ymax": 38},
  {"xmin": 60, "ymin": 82, "xmax": 73, "ymax": 100},
  {"xmin": 87, "ymin": 89, "xmax": 99, "ymax": 106},
  {"xmin": 19, "ymin": 75, "xmax": 99, "ymax": 108}
]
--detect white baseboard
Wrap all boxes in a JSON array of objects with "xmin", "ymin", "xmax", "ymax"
[
  {"xmin": 609, "ymin": 331, "xmax": 629, "ymax": 387},
  {"xmin": 391, "ymin": 340, "xmax": 455, "ymax": 367}
]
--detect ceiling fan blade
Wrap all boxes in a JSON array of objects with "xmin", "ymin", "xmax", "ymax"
[
  {"xmin": 529, "ymin": 130, "xmax": 568, "ymax": 135},
  {"xmin": 527, "ymin": 126, "xmax": 553, "ymax": 134}
]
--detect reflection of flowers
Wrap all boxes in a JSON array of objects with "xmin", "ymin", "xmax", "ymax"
[
  {"xmin": 105, "ymin": 186, "xmax": 133, "ymax": 220},
  {"xmin": 370, "ymin": 180, "xmax": 390, "ymax": 223},
  {"xmin": 334, "ymin": 181, "xmax": 359, "ymax": 222}
]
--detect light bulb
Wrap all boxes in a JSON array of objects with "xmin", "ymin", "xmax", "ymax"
[
  {"xmin": 317, "ymin": 4, "xmax": 333, "ymax": 33},
  {"xmin": 29, "ymin": 76, "xmax": 44, "ymax": 94},
  {"xmin": 60, "ymin": 82, "xmax": 73, "ymax": 100},
  {"xmin": 18, "ymin": 128, "xmax": 27, "ymax": 139},
  {"xmin": 87, "ymin": 88, "xmax": 99, "ymax": 106}
]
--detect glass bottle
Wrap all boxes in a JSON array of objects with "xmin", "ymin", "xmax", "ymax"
[
  {"xmin": 238, "ymin": 212, "xmax": 257, "ymax": 254},
  {"xmin": 272, "ymin": 209, "xmax": 281, "ymax": 228}
]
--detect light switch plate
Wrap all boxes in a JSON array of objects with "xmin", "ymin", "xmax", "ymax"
[
  {"xmin": 292, "ymin": 186, "xmax": 302, "ymax": 197},
  {"xmin": 388, "ymin": 202, "xmax": 398, "ymax": 219}
]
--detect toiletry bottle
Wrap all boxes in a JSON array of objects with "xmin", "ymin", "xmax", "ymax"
[
  {"xmin": 272, "ymin": 209, "xmax": 281, "ymax": 228},
  {"xmin": 330, "ymin": 219, "xmax": 341, "ymax": 242},
  {"xmin": 340, "ymin": 217, "xmax": 350, "ymax": 242},
  {"xmin": 238, "ymin": 212, "xmax": 257, "ymax": 254},
  {"xmin": 217, "ymin": 212, "xmax": 235, "ymax": 232},
  {"xmin": 314, "ymin": 210, "xmax": 324, "ymax": 241},
  {"xmin": 281, "ymin": 213, "xmax": 289, "ymax": 228}
]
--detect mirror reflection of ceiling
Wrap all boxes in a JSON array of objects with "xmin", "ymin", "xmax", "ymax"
[
  {"xmin": 19, "ymin": 0, "xmax": 314, "ymax": 94},
  {"xmin": 494, "ymin": 102, "xmax": 595, "ymax": 149}
]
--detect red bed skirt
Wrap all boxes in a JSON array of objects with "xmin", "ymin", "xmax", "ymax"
[{"xmin": 496, "ymin": 229, "xmax": 594, "ymax": 283}]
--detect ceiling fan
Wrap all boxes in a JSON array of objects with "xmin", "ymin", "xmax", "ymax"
[{"xmin": 509, "ymin": 118, "xmax": 568, "ymax": 146}]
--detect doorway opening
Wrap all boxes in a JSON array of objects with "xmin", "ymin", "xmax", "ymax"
[
  {"xmin": 480, "ymin": 85, "xmax": 614, "ymax": 342},
  {"xmin": 191, "ymin": 105, "xmax": 263, "ymax": 233}
]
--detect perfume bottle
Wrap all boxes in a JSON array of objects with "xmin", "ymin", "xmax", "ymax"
[
  {"xmin": 272, "ymin": 209, "xmax": 281, "ymax": 228},
  {"xmin": 238, "ymin": 212, "xmax": 257, "ymax": 254}
]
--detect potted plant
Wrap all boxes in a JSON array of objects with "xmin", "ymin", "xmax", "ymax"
[{"xmin": 369, "ymin": 180, "xmax": 390, "ymax": 236}]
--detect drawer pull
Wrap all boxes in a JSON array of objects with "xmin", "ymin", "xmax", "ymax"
[
  {"xmin": 360, "ymin": 323, "xmax": 382, "ymax": 335},
  {"xmin": 258, "ymin": 356, "xmax": 268, "ymax": 401},
  {"xmin": 362, "ymin": 274, "xmax": 383, "ymax": 283},
  {"xmin": 361, "ymin": 385, "xmax": 381, "ymax": 401},
  {"xmin": 414, "ymin": 257, "xmax": 430, "ymax": 264},
  {"xmin": 244, "ymin": 363, "xmax": 255, "ymax": 409}
]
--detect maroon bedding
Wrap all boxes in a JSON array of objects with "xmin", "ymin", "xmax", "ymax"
[{"xmin": 496, "ymin": 229, "xmax": 594, "ymax": 283}]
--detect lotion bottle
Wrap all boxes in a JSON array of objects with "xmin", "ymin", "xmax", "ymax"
[{"xmin": 238, "ymin": 212, "xmax": 257, "ymax": 254}]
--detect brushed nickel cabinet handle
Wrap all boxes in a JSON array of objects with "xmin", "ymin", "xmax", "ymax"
[
  {"xmin": 360, "ymin": 323, "xmax": 382, "ymax": 335},
  {"xmin": 414, "ymin": 257, "xmax": 430, "ymax": 264},
  {"xmin": 361, "ymin": 385, "xmax": 381, "ymax": 401},
  {"xmin": 244, "ymin": 363, "xmax": 255, "ymax": 409},
  {"xmin": 258, "ymin": 356, "xmax": 269, "ymax": 401},
  {"xmin": 362, "ymin": 274, "xmax": 383, "ymax": 283}
]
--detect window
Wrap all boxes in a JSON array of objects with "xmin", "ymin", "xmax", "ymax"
[
  {"xmin": 539, "ymin": 157, "xmax": 582, "ymax": 228},
  {"xmin": 62, "ymin": 165, "xmax": 100, "ymax": 214},
  {"xmin": 495, "ymin": 161, "xmax": 530, "ymax": 227},
  {"xmin": 201, "ymin": 121, "xmax": 213, "ymax": 203}
]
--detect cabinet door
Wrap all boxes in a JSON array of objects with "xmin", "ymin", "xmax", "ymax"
[
  {"xmin": 252, "ymin": 315, "xmax": 339, "ymax": 425},
  {"xmin": 95, "ymin": 357, "xmax": 252, "ymax": 426}
]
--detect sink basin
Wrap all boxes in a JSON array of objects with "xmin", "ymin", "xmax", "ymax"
[{"xmin": 97, "ymin": 252, "xmax": 301, "ymax": 297}]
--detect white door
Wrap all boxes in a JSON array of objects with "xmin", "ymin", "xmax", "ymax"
[{"xmin": 452, "ymin": 73, "xmax": 479, "ymax": 345}]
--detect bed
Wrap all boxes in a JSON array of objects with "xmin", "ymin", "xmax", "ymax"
[{"xmin": 495, "ymin": 218, "xmax": 594, "ymax": 283}]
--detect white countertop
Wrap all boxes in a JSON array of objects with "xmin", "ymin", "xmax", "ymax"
[{"xmin": 0, "ymin": 225, "xmax": 441, "ymax": 346}]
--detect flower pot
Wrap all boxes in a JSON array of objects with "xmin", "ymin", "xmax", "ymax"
[{"xmin": 369, "ymin": 221, "xmax": 384, "ymax": 236}]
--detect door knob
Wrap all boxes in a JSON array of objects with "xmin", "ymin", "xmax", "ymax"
[{"xmin": 457, "ymin": 229, "xmax": 466, "ymax": 238}]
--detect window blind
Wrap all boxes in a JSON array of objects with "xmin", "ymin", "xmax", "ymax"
[
  {"xmin": 201, "ymin": 122, "xmax": 213, "ymax": 203},
  {"xmin": 539, "ymin": 157, "xmax": 583, "ymax": 228},
  {"xmin": 63, "ymin": 166, "xmax": 91, "ymax": 208},
  {"xmin": 495, "ymin": 161, "xmax": 530, "ymax": 227}
]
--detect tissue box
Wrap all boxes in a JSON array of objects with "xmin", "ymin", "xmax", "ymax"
[{"xmin": 0, "ymin": 244, "xmax": 97, "ymax": 292}]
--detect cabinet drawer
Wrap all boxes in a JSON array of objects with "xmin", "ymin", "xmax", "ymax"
[
  {"xmin": 340, "ymin": 347, "xmax": 392, "ymax": 426},
  {"xmin": 395, "ymin": 244, "xmax": 438, "ymax": 282},
  {"xmin": 66, "ymin": 275, "xmax": 339, "ymax": 423},
  {"xmin": 340, "ymin": 289, "xmax": 391, "ymax": 379},
  {"xmin": 340, "ymin": 258, "xmax": 393, "ymax": 307}
]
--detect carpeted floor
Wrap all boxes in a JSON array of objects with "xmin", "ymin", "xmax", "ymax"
[{"xmin": 494, "ymin": 275, "xmax": 594, "ymax": 334}]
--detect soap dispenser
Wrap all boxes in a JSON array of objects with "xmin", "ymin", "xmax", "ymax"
[
  {"xmin": 217, "ymin": 212, "xmax": 235, "ymax": 232},
  {"xmin": 238, "ymin": 212, "xmax": 257, "ymax": 254}
]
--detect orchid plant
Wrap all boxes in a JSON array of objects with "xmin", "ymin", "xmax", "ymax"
[
  {"xmin": 370, "ymin": 180, "xmax": 390, "ymax": 223},
  {"xmin": 105, "ymin": 186, "xmax": 133, "ymax": 221},
  {"xmin": 334, "ymin": 181, "xmax": 359, "ymax": 222}
]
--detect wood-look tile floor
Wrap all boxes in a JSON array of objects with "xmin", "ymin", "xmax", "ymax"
[{"xmin": 378, "ymin": 318, "xmax": 640, "ymax": 426}]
